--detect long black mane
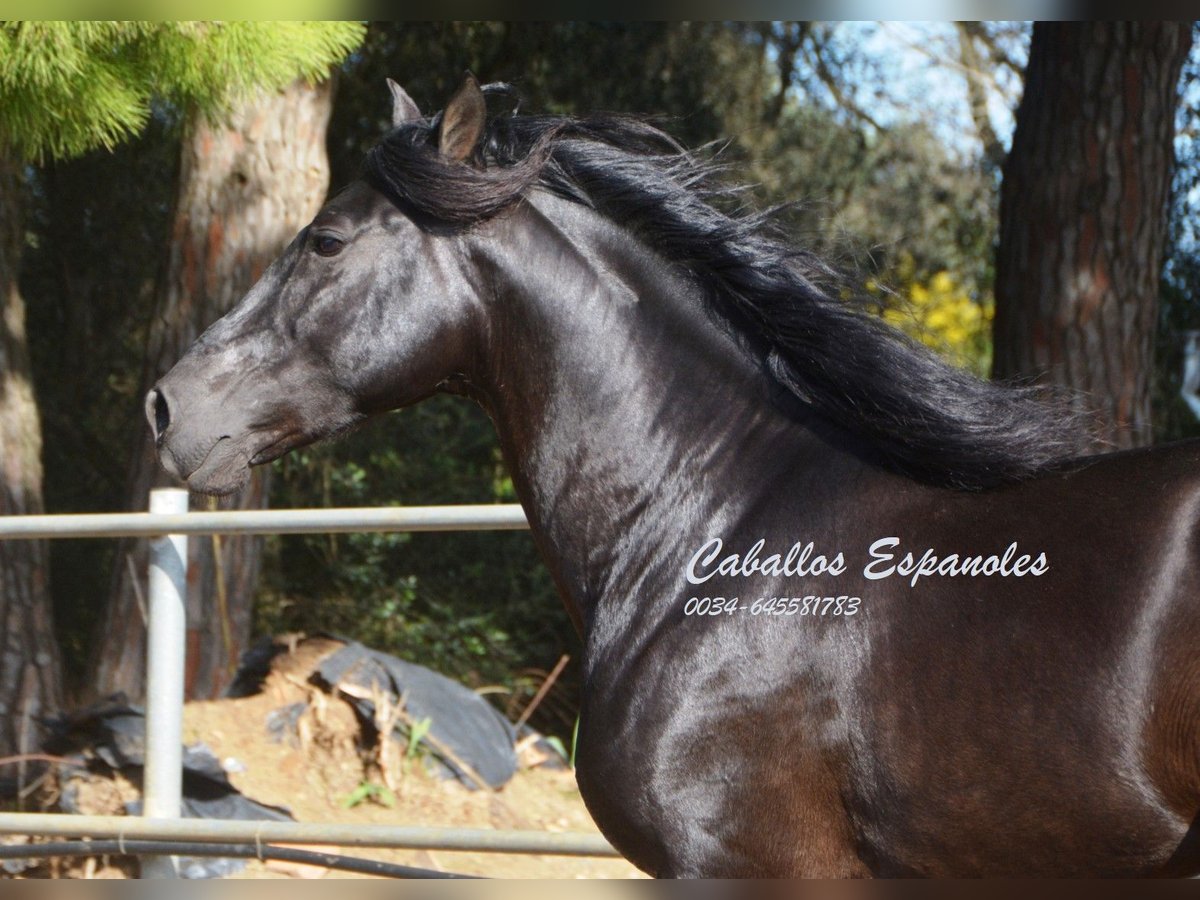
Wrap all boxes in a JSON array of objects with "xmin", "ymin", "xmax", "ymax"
[{"xmin": 364, "ymin": 94, "xmax": 1086, "ymax": 490}]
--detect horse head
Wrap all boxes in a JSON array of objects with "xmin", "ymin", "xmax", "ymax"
[{"xmin": 149, "ymin": 77, "xmax": 490, "ymax": 495}]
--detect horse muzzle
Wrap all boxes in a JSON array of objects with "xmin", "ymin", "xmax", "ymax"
[{"xmin": 145, "ymin": 384, "xmax": 256, "ymax": 496}]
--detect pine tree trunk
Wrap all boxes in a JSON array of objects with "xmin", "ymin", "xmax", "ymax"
[
  {"xmin": 88, "ymin": 78, "xmax": 334, "ymax": 702},
  {"xmin": 0, "ymin": 152, "xmax": 65, "ymax": 756},
  {"xmin": 992, "ymin": 22, "xmax": 1192, "ymax": 449}
]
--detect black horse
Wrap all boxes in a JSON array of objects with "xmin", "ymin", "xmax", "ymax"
[{"xmin": 149, "ymin": 76, "xmax": 1200, "ymax": 877}]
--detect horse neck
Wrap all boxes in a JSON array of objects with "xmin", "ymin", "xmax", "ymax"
[{"xmin": 465, "ymin": 192, "xmax": 848, "ymax": 632}]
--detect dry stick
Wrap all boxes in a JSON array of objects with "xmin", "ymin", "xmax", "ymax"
[
  {"xmin": 371, "ymin": 683, "xmax": 405, "ymax": 792},
  {"xmin": 18, "ymin": 772, "xmax": 50, "ymax": 803},
  {"xmin": 337, "ymin": 682, "xmax": 495, "ymax": 793},
  {"xmin": 0, "ymin": 753, "xmax": 72, "ymax": 803},
  {"xmin": 126, "ymin": 553, "xmax": 147, "ymax": 628},
  {"xmin": 0, "ymin": 754, "xmax": 75, "ymax": 768},
  {"xmin": 513, "ymin": 655, "xmax": 570, "ymax": 732},
  {"xmin": 410, "ymin": 715, "xmax": 486, "ymax": 789},
  {"xmin": 16, "ymin": 667, "xmax": 35, "ymax": 810},
  {"xmin": 289, "ymin": 674, "xmax": 533, "ymax": 829},
  {"xmin": 208, "ymin": 497, "xmax": 237, "ymax": 689}
]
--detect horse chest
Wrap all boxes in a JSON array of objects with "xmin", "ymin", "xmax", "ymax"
[{"xmin": 572, "ymin": 628, "xmax": 867, "ymax": 877}]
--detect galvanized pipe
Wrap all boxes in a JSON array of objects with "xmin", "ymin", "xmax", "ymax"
[
  {"xmin": 0, "ymin": 813, "xmax": 620, "ymax": 857},
  {"xmin": 0, "ymin": 504, "xmax": 529, "ymax": 539},
  {"xmin": 0, "ymin": 500, "xmax": 596, "ymax": 868},
  {"xmin": 141, "ymin": 488, "xmax": 189, "ymax": 878}
]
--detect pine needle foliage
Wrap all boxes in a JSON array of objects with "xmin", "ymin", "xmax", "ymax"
[{"xmin": 0, "ymin": 21, "xmax": 364, "ymax": 162}]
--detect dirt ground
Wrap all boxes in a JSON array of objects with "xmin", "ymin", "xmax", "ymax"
[{"xmin": 17, "ymin": 638, "xmax": 645, "ymax": 880}]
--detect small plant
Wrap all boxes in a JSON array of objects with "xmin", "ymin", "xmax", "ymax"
[
  {"xmin": 541, "ymin": 718, "xmax": 580, "ymax": 773},
  {"xmin": 341, "ymin": 781, "xmax": 397, "ymax": 810},
  {"xmin": 405, "ymin": 717, "xmax": 433, "ymax": 761}
]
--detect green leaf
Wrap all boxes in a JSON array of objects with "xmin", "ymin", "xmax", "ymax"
[
  {"xmin": 406, "ymin": 716, "xmax": 433, "ymax": 760},
  {"xmin": 341, "ymin": 780, "xmax": 396, "ymax": 809},
  {"xmin": 340, "ymin": 782, "xmax": 374, "ymax": 809}
]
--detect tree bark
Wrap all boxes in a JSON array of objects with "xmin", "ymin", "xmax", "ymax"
[
  {"xmin": 88, "ymin": 78, "xmax": 334, "ymax": 702},
  {"xmin": 993, "ymin": 22, "xmax": 1192, "ymax": 449},
  {"xmin": 0, "ymin": 152, "xmax": 65, "ymax": 756}
]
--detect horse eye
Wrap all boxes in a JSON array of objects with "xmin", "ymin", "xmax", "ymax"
[{"xmin": 313, "ymin": 234, "xmax": 345, "ymax": 257}]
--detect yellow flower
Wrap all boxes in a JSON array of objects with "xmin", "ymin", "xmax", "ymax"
[{"xmin": 875, "ymin": 270, "xmax": 993, "ymax": 377}]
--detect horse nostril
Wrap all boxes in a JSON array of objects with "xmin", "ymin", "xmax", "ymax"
[{"xmin": 148, "ymin": 389, "xmax": 171, "ymax": 443}]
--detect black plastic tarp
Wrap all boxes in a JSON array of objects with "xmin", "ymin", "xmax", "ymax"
[
  {"xmin": 44, "ymin": 698, "xmax": 293, "ymax": 878},
  {"xmin": 313, "ymin": 641, "xmax": 518, "ymax": 790}
]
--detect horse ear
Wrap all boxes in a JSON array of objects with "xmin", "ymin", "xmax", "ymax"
[
  {"xmin": 387, "ymin": 78, "xmax": 422, "ymax": 126},
  {"xmin": 438, "ymin": 72, "xmax": 486, "ymax": 163}
]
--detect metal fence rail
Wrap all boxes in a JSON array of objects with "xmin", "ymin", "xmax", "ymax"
[
  {"xmin": 0, "ymin": 503, "xmax": 529, "ymax": 539},
  {"xmin": 0, "ymin": 495, "xmax": 620, "ymax": 876},
  {"xmin": 0, "ymin": 814, "xmax": 619, "ymax": 857}
]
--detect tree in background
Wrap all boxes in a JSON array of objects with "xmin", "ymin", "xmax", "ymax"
[
  {"xmin": 1, "ymin": 23, "xmax": 362, "ymax": 739},
  {"xmin": 1155, "ymin": 24, "xmax": 1200, "ymax": 444},
  {"xmin": 993, "ymin": 22, "xmax": 1193, "ymax": 449},
  {"xmin": 326, "ymin": 22, "xmax": 774, "ymax": 184},
  {"xmin": 24, "ymin": 117, "xmax": 179, "ymax": 690},
  {"xmin": 0, "ymin": 22, "xmax": 180, "ymax": 758},
  {"xmin": 712, "ymin": 23, "xmax": 1007, "ymax": 375},
  {"xmin": 91, "ymin": 76, "xmax": 346, "ymax": 702},
  {"xmin": 0, "ymin": 134, "xmax": 59, "ymax": 763},
  {"xmin": 86, "ymin": 25, "xmax": 362, "ymax": 703}
]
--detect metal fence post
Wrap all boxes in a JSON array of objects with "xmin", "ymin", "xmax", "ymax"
[{"xmin": 142, "ymin": 487, "xmax": 189, "ymax": 878}]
